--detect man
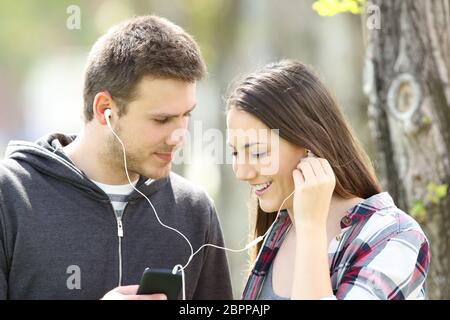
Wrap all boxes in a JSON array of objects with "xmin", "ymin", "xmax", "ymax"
[{"xmin": 0, "ymin": 15, "xmax": 233, "ymax": 300}]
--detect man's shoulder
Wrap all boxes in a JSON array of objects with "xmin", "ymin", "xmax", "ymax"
[
  {"xmin": 0, "ymin": 159, "xmax": 36, "ymax": 202},
  {"xmin": 167, "ymin": 171, "xmax": 215, "ymax": 208},
  {"xmin": 0, "ymin": 158, "xmax": 28, "ymax": 182}
]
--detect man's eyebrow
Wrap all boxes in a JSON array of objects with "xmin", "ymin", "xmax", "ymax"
[{"xmin": 150, "ymin": 104, "xmax": 196, "ymax": 118}]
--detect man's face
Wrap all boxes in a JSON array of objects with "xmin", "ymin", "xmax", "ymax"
[{"xmin": 108, "ymin": 76, "xmax": 196, "ymax": 179}]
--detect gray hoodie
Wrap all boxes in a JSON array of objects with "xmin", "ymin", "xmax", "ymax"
[{"xmin": 0, "ymin": 133, "xmax": 233, "ymax": 299}]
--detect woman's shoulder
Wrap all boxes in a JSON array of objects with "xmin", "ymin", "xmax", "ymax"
[
  {"xmin": 334, "ymin": 193, "xmax": 430, "ymax": 300},
  {"xmin": 350, "ymin": 192, "xmax": 428, "ymax": 246}
]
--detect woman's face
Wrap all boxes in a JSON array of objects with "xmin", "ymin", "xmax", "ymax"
[{"xmin": 227, "ymin": 107, "xmax": 306, "ymax": 213}]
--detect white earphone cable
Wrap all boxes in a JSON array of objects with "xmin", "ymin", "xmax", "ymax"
[{"xmin": 105, "ymin": 110, "xmax": 295, "ymax": 300}]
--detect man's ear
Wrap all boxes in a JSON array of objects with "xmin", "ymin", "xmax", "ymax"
[{"xmin": 93, "ymin": 91, "xmax": 114, "ymax": 125}]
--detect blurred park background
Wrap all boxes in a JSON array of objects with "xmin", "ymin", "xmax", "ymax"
[{"xmin": 1, "ymin": 0, "xmax": 449, "ymax": 299}]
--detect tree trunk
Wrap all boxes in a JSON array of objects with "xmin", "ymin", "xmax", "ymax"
[{"xmin": 364, "ymin": 0, "xmax": 450, "ymax": 299}]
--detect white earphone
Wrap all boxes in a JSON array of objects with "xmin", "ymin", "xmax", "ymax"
[{"xmin": 104, "ymin": 108, "xmax": 112, "ymax": 123}]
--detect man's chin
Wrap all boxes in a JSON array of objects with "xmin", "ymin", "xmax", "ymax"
[{"xmin": 140, "ymin": 164, "xmax": 172, "ymax": 180}]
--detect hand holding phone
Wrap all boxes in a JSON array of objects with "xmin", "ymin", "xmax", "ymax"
[
  {"xmin": 137, "ymin": 267, "xmax": 182, "ymax": 300},
  {"xmin": 101, "ymin": 285, "xmax": 167, "ymax": 300}
]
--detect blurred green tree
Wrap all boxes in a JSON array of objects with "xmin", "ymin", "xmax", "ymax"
[{"xmin": 313, "ymin": 0, "xmax": 450, "ymax": 300}]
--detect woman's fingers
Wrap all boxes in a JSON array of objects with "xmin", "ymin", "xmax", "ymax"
[
  {"xmin": 297, "ymin": 161, "xmax": 316, "ymax": 183},
  {"xmin": 295, "ymin": 157, "xmax": 335, "ymax": 193},
  {"xmin": 319, "ymin": 158, "xmax": 335, "ymax": 179},
  {"xmin": 298, "ymin": 158, "xmax": 331, "ymax": 181},
  {"xmin": 308, "ymin": 158, "xmax": 328, "ymax": 178},
  {"xmin": 292, "ymin": 168, "xmax": 305, "ymax": 188}
]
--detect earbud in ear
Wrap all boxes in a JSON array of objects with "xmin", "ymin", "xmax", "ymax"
[
  {"xmin": 104, "ymin": 109, "xmax": 112, "ymax": 128},
  {"xmin": 306, "ymin": 149, "xmax": 316, "ymax": 158}
]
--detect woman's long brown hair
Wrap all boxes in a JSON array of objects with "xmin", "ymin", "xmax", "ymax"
[{"xmin": 227, "ymin": 60, "xmax": 382, "ymax": 264}]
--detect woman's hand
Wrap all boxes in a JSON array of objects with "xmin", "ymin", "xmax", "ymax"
[
  {"xmin": 292, "ymin": 157, "xmax": 336, "ymax": 227},
  {"xmin": 290, "ymin": 156, "xmax": 336, "ymax": 299}
]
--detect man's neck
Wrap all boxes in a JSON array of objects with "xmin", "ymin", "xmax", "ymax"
[{"xmin": 63, "ymin": 127, "xmax": 139, "ymax": 185}]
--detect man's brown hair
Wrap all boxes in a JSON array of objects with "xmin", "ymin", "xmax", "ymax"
[{"xmin": 83, "ymin": 15, "xmax": 206, "ymax": 121}]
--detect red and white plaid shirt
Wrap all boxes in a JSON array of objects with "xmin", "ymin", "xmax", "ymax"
[{"xmin": 242, "ymin": 192, "xmax": 430, "ymax": 300}]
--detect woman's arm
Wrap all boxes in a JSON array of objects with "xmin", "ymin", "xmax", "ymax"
[
  {"xmin": 292, "ymin": 222, "xmax": 333, "ymax": 299},
  {"xmin": 290, "ymin": 157, "xmax": 335, "ymax": 299}
]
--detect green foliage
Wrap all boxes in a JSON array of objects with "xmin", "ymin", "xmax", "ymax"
[
  {"xmin": 180, "ymin": 0, "xmax": 229, "ymax": 68},
  {"xmin": 410, "ymin": 183, "xmax": 448, "ymax": 223},
  {"xmin": 0, "ymin": 0, "xmax": 99, "ymax": 71},
  {"xmin": 0, "ymin": 0, "xmax": 231, "ymax": 76},
  {"xmin": 421, "ymin": 116, "xmax": 431, "ymax": 125},
  {"xmin": 410, "ymin": 200, "xmax": 426, "ymax": 223},
  {"xmin": 312, "ymin": 0, "xmax": 365, "ymax": 16},
  {"xmin": 426, "ymin": 182, "xmax": 448, "ymax": 204}
]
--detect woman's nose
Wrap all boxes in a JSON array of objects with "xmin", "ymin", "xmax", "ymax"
[{"xmin": 233, "ymin": 162, "xmax": 257, "ymax": 181}]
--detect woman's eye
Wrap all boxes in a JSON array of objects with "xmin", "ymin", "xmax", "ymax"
[{"xmin": 252, "ymin": 152, "xmax": 267, "ymax": 158}]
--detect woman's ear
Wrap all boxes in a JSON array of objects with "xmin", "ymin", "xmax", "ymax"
[{"xmin": 306, "ymin": 149, "xmax": 316, "ymax": 158}]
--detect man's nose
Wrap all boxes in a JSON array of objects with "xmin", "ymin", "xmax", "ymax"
[{"xmin": 166, "ymin": 117, "xmax": 188, "ymax": 146}]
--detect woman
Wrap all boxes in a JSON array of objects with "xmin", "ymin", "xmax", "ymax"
[{"xmin": 226, "ymin": 60, "xmax": 430, "ymax": 300}]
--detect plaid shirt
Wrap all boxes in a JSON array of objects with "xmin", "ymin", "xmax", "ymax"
[{"xmin": 242, "ymin": 192, "xmax": 430, "ymax": 300}]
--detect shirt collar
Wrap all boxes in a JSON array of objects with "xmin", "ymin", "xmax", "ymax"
[{"xmin": 340, "ymin": 192, "xmax": 395, "ymax": 228}]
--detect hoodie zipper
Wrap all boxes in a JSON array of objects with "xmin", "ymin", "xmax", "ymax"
[
  {"xmin": 108, "ymin": 201, "xmax": 127, "ymax": 288},
  {"xmin": 116, "ymin": 215, "xmax": 124, "ymax": 287}
]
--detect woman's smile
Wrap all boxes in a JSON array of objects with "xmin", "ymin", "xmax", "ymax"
[{"xmin": 252, "ymin": 181, "xmax": 273, "ymax": 196}]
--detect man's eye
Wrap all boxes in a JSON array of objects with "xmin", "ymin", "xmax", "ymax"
[{"xmin": 154, "ymin": 118, "xmax": 169, "ymax": 124}]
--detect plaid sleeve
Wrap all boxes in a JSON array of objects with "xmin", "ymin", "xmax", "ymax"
[{"xmin": 336, "ymin": 229, "xmax": 430, "ymax": 300}]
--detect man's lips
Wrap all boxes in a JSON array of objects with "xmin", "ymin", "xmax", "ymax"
[{"xmin": 154, "ymin": 152, "xmax": 173, "ymax": 162}]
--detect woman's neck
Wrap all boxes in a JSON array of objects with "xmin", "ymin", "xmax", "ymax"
[{"xmin": 287, "ymin": 194, "xmax": 363, "ymax": 234}]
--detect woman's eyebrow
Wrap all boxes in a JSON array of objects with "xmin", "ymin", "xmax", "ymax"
[
  {"xmin": 227, "ymin": 142, "xmax": 267, "ymax": 150},
  {"xmin": 244, "ymin": 142, "xmax": 265, "ymax": 149}
]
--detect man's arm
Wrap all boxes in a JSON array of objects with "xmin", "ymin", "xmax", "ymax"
[{"xmin": 0, "ymin": 202, "xmax": 9, "ymax": 300}]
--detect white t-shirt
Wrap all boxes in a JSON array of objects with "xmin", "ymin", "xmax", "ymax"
[{"xmin": 91, "ymin": 179, "xmax": 139, "ymax": 219}]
